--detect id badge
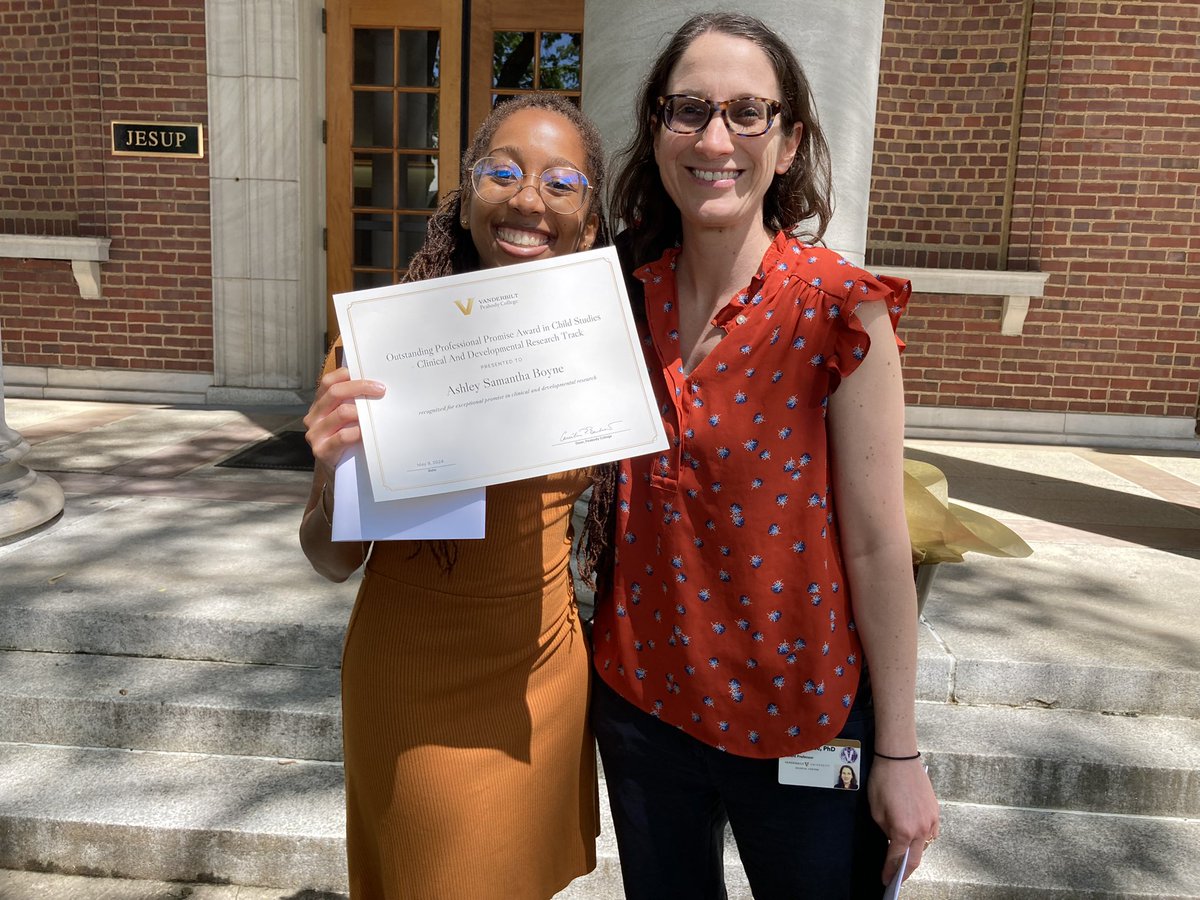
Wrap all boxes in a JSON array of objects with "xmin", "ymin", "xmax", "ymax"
[{"xmin": 778, "ymin": 739, "xmax": 862, "ymax": 790}]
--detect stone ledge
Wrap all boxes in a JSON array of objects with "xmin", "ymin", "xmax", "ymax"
[
  {"xmin": 875, "ymin": 266, "xmax": 1051, "ymax": 335},
  {"xmin": 0, "ymin": 235, "xmax": 113, "ymax": 300},
  {"xmin": 905, "ymin": 405, "xmax": 1200, "ymax": 451},
  {"xmin": 3, "ymin": 365, "xmax": 213, "ymax": 406}
]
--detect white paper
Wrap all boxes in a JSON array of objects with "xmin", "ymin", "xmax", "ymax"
[
  {"xmin": 883, "ymin": 847, "xmax": 910, "ymax": 900},
  {"xmin": 331, "ymin": 445, "xmax": 485, "ymax": 541},
  {"xmin": 333, "ymin": 246, "xmax": 668, "ymax": 501}
]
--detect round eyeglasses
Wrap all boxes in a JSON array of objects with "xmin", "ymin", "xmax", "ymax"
[
  {"xmin": 657, "ymin": 95, "xmax": 784, "ymax": 137},
  {"xmin": 470, "ymin": 157, "xmax": 593, "ymax": 214}
]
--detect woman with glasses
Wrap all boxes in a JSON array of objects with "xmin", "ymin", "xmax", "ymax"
[
  {"xmin": 587, "ymin": 13, "xmax": 940, "ymax": 899},
  {"xmin": 300, "ymin": 94, "xmax": 607, "ymax": 899}
]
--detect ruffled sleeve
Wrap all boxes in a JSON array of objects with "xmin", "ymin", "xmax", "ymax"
[
  {"xmin": 825, "ymin": 269, "xmax": 910, "ymax": 382},
  {"xmin": 760, "ymin": 237, "xmax": 909, "ymax": 400}
]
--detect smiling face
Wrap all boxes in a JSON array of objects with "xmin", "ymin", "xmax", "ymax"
[
  {"xmin": 653, "ymin": 31, "xmax": 801, "ymax": 237},
  {"xmin": 463, "ymin": 107, "xmax": 599, "ymax": 269},
  {"xmin": 840, "ymin": 766, "xmax": 854, "ymax": 786}
]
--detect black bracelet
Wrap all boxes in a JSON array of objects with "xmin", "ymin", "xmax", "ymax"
[{"xmin": 875, "ymin": 750, "xmax": 922, "ymax": 761}]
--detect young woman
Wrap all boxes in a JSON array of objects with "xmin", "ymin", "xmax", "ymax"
[
  {"xmin": 588, "ymin": 13, "xmax": 940, "ymax": 899},
  {"xmin": 300, "ymin": 94, "xmax": 606, "ymax": 900}
]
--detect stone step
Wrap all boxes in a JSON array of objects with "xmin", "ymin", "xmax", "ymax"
[
  {"xmin": 916, "ymin": 545, "xmax": 1200, "ymax": 720},
  {"xmin": 2, "ymin": 650, "xmax": 1195, "ymax": 818},
  {"xmin": 0, "ymin": 494, "xmax": 359, "ymax": 668},
  {"xmin": 0, "ymin": 741, "xmax": 348, "ymax": 892},
  {"xmin": 919, "ymin": 701, "xmax": 1200, "ymax": 818},
  {"xmin": 904, "ymin": 801, "xmax": 1200, "ymax": 899},
  {"xmin": 0, "ymin": 740, "xmax": 664, "ymax": 898},
  {"xmin": 3, "ymin": 492, "xmax": 1198, "ymax": 725},
  {"xmin": 2, "ymin": 736, "xmax": 1196, "ymax": 900},
  {"xmin": 0, "ymin": 649, "xmax": 342, "ymax": 761},
  {"xmin": 1, "ymin": 571, "xmax": 1188, "ymax": 724},
  {"xmin": 3, "ymin": 493, "xmax": 1197, "ymax": 723}
]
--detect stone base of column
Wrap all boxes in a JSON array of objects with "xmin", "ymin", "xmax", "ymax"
[{"xmin": 0, "ymin": 425, "xmax": 65, "ymax": 546}]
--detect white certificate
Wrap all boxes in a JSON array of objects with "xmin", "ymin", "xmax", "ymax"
[{"xmin": 334, "ymin": 246, "xmax": 668, "ymax": 501}]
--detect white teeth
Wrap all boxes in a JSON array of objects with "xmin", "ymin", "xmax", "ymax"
[
  {"xmin": 691, "ymin": 169, "xmax": 741, "ymax": 182},
  {"xmin": 497, "ymin": 227, "xmax": 550, "ymax": 247}
]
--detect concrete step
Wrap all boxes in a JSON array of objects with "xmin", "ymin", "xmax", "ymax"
[
  {"xmin": 0, "ymin": 740, "xmax": 666, "ymax": 898},
  {"xmin": 4, "ymin": 491, "xmax": 1199, "ymax": 727},
  {"xmin": 0, "ymin": 869, "xmax": 349, "ymax": 900},
  {"xmin": 0, "ymin": 741, "xmax": 347, "ymax": 892},
  {"xmin": 3, "ymin": 650, "xmax": 1195, "ymax": 818},
  {"xmin": 0, "ymin": 494, "xmax": 359, "ymax": 668},
  {"xmin": 0, "ymin": 649, "xmax": 341, "ymax": 761},
  {"xmin": 903, "ymin": 801, "xmax": 1200, "ymax": 899},
  {"xmin": 920, "ymin": 701, "xmax": 1200, "ymax": 818},
  {"xmin": 916, "ymin": 544, "xmax": 1200, "ymax": 719},
  {"xmin": 3, "ymin": 737, "xmax": 1197, "ymax": 900}
]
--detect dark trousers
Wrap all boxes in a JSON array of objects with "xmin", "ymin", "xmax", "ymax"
[{"xmin": 592, "ymin": 676, "xmax": 887, "ymax": 900}]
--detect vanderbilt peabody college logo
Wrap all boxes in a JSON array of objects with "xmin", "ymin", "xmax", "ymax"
[{"xmin": 453, "ymin": 297, "xmax": 475, "ymax": 316}]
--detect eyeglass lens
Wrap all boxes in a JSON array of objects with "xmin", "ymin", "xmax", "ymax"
[
  {"xmin": 472, "ymin": 158, "xmax": 589, "ymax": 213},
  {"xmin": 663, "ymin": 96, "xmax": 775, "ymax": 136}
]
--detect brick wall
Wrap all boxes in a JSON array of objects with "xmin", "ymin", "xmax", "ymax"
[
  {"xmin": 0, "ymin": 0, "xmax": 77, "ymax": 236},
  {"xmin": 870, "ymin": 1, "xmax": 1200, "ymax": 421},
  {"xmin": 0, "ymin": 0, "xmax": 213, "ymax": 374}
]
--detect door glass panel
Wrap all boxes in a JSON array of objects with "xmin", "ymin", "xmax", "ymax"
[
  {"xmin": 353, "ymin": 213, "xmax": 393, "ymax": 268},
  {"xmin": 539, "ymin": 32, "xmax": 581, "ymax": 90},
  {"xmin": 353, "ymin": 30, "xmax": 394, "ymax": 85},
  {"xmin": 347, "ymin": 26, "xmax": 445, "ymax": 289},
  {"xmin": 398, "ymin": 30, "xmax": 440, "ymax": 86},
  {"xmin": 493, "ymin": 31, "xmax": 535, "ymax": 88},
  {"xmin": 490, "ymin": 30, "xmax": 582, "ymax": 105},
  {"xmin": 399, "ymin": 154, "xmax": 439, "ymax": 209},
  {"xmin": 353, "ymin": 269, "xmax": 395, "ymax": 291},
  {"xmin": 399, "ymin": 214, "xmax": 431, "ymax": 265},
  {"xmin": 397, "ymin": 93, "xmax": 438, "ymax": 149},
  {"xmin": 353, "ymin": 153, "xmax": 393, "ymax": 208},
  {"xmin": 353, "ymin": 90, "xmax": 393, "ymax": 147}
]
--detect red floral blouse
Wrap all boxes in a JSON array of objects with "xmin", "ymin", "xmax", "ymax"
[{"xmin": 592, "ymin": 232, "xmax": 910, "ymax": 758}]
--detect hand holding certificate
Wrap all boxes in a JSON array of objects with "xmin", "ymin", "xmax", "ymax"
[{"xmin": 334, "ymin": 245, "xmax": 668, "ymax": 503}]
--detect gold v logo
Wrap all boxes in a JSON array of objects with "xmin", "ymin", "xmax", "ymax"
[{"xmin": 453, "ymin": 297, "xmax": 474, "ymax": 316}]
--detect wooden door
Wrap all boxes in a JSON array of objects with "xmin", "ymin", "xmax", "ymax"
[
  {"xmin": 325, "ymin": 0, "xmax": 463, "ymax": 334},
  {"xmin": 465, "ymin": 0, "xmax": 584, "ymax": 138}
]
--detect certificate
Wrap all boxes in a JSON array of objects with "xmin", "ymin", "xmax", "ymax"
[{"xmin": 334, "ymin": 246, "xmax": 668, "ymax": 501}]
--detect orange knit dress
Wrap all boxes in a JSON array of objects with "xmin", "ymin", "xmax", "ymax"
[{"xmin": 339, "ymin": 469, "xmax": 598, "ymax": 900}]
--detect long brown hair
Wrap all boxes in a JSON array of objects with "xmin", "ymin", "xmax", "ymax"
[{"xmin": 609, "ymin": 12, "xmax": 834, "ymax": 269}]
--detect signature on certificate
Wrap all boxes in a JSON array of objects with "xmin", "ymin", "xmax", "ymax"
[{"xmin": 560, "ymin": 421, "xmax": 623, "ymax": 442}]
